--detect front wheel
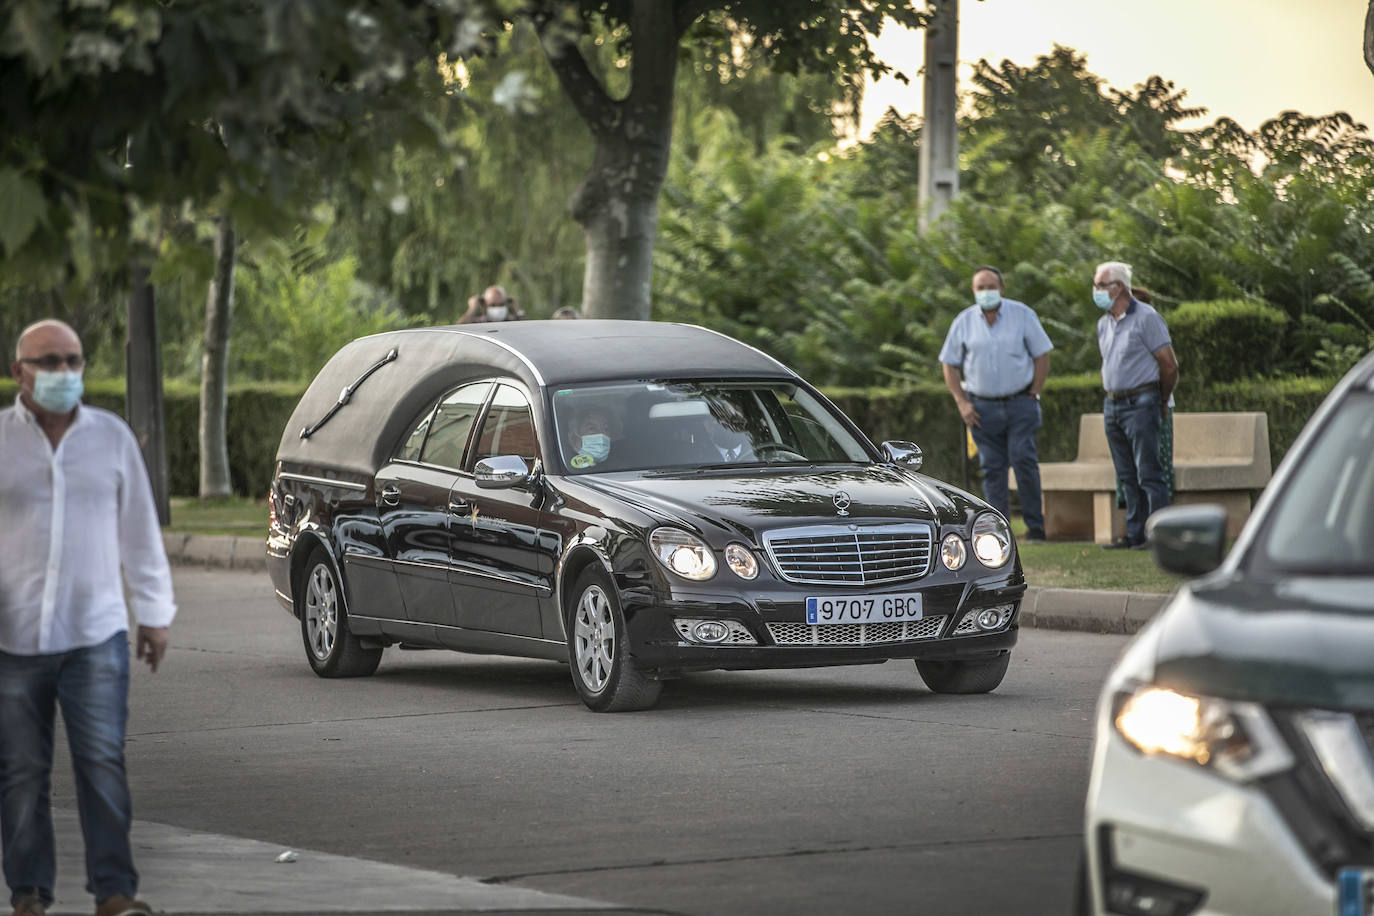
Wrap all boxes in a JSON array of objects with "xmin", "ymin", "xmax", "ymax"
[
  {"xmin": 299, "ymin": 549, "xmax": 382, "ymax": 678},
  {"xmin": 566, "ymin": 567, "xmax": 662, "ymax": 712},
  {"xmin": 915, "ymin": 652, "xmax": 1010, "ymax": 694}
]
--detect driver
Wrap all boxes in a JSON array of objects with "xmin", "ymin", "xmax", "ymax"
[
  {"xmin": 706, "ymin": 398, "xmax": 757, "ymax": 463},
  {"xmin": 565, "ymin": 406, "xmax": 614, "ymax": 470}
]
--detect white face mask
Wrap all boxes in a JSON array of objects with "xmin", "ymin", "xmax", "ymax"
[{"xmin": 484, "ymin": 305, "xmax": 509, "ymax": 322}]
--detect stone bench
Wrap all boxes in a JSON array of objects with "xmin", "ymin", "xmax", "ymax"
[{"xmin": 1012, "ymin": 412, "xmax": 1272, "ymax": 542}]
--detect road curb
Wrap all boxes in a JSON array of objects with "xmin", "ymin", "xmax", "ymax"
[{"xmin": 163, "ymin": 534, "xmax": 1171, "ymax": 633}]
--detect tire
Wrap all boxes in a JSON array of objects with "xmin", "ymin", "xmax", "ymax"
[
  {"xmin": 566, "ymin": 566, "xmax": 662, "ymax": 712},
  {"xmin": 299, "ymin": 548, "xmax": 382, "ymax": 678},
  {"xmin": 915, "ymin": 652, "xmax": 1010, "ymax": 694}
]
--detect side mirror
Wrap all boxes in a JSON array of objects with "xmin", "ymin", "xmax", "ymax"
[
  {"xmin": 474, "ymin": 455, "xmax": 532, "ymax": 489},
  {"xmin": 1147, "ymin": 504, "xmax": 1228, "ymax": 577},
  {"xmin": 881, "ymin": 440, "xmax": 923, "ymax": 471}
]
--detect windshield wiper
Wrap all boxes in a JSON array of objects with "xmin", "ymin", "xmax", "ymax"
[{"xmin": 300, "ymin": 347, "xmax": 398, "ymax": 439}]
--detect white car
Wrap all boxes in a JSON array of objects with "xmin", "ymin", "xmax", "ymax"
[{"xmin": 1080, "ymin": 351, "xmax": 1374, "ymax": 916}]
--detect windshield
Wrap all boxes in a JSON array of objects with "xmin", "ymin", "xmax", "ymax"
[
  {"xmin": 551, "ymin": 380, "xmax": 873, "ymax": 474},
  {"xmin": 1255, "ymin": 391, "xmax": 1374, "ymax": 575}
]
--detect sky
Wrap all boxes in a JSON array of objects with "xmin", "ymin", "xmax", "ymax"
[{"xmin": 859, "ymin": 0, "xmax": 1374, "ymax": 138}]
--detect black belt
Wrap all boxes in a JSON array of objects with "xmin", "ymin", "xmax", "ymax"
[
  {"xmin": 970, "ymin": 386, "xmax": 1032, "ymax": 402},
  {"xmin": 1105, "ymin": 382, "xmax": 1160, "ymax": 400}
]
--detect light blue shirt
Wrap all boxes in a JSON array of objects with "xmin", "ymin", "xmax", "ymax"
[
  {"xmin": 938, "ymin": 298, "xmax": 1054, "ymax": 398},
  {"xmin": 1098, "ymin": 299, "xmax": 1172, "ymax": 391}
]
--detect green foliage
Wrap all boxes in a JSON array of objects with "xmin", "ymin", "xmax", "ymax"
[{"xmin": 1167, "ymin": 299, "xmax": 1288, "ymax": 386}]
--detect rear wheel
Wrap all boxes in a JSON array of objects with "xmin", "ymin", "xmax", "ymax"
[
  {"xmin": 567, "ymin": 567, "xmax": 662, "ymax": 712},
  {"xmin": 915, "ymin": 652, "xmax": 1010, "ymax": 694},
  {"xmin": 299, "ymin": 548, "xmax": 382, "ymax": 678}
]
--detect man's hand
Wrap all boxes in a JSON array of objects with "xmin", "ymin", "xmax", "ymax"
[
  {"xmin": 957, "ymin": 399, "xmax": 981, "ymax": 428},
  {"xmin": 136, "ymin": 625, "xmax": 170, "ymax": 672}
]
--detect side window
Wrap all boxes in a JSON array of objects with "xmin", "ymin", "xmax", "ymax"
[
  {"xmin": 415, "ymin": 382, "xmax": 492, "ymax": 469},
  {"xmin": 470, "ymin": 384, "xmax": 538, "ymax": 471}
]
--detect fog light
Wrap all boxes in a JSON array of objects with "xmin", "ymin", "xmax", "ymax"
[
  {"xmin": 693, "ymin": 621, "xmax": 730, "ymax": 643},
  {"xmin": 1104, "ymin": 876, "xmax": 1205, "ymax": 916},
  {"xmin": 977, "ymin": 609, "xmax": 1001, "ymax": 630}
]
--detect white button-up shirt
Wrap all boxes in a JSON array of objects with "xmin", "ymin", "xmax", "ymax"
[{"xmin": 0, "ymin": 398, "xmax": 176, "ymax": 655}]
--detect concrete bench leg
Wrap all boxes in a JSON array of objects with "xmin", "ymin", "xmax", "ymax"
[
  {"xmin": 1093, "ymin": 492, "xmax": 1126, "ymax": 545},
  {"xmin": 1042, "ymin": 491, "xmax": 1094, "ymax": 541}
]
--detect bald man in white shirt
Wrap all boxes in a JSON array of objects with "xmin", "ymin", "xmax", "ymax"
[{"xmin": 0, "ymin": 320, "xmax": 175, "ymax": 916}]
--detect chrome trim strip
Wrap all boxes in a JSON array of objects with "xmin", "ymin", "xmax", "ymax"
[
  {"xmin": 761, "ymin": 522, "xmax": 934, "ymax": 586},
  {"xmin": 278, "ymin": 472, "xmax": 367, "ymax": 493},
  {"xmin": 448, "ymin": 331, "xmax": 547, "ymax": 387},
  {"xmin": 347, "ymin": 554, "xmax": 551, "ymax": 593},
  {"xmin": 451, "ymin": 563, "xmax": 550, "ymax": 592}
]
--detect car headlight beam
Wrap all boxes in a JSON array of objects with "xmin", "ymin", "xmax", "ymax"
[
  {"xmin": 971, "ymin": 513, "xmax": 1011, "ymax": 568},
  {"xmin": 1113, "ymin": 685, "xmax": 1293, "ymax": 781},
  {"xmin": 649, "ymin": 527, "xmax": 718, "ymax": 581}
]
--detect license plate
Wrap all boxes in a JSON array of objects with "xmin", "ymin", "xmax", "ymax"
[
  {"xmin": 1339, "ymin": 868, "xmax": 1374, "ymax": 916},
  {"xmin": 805, "ymin": 594, "xmax": 923, "ymax": 625}
]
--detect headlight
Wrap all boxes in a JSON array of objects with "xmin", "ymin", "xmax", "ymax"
[
  {"xmin": 724, "ymin": 543, "xmax": 758, "ymax": 580},
  {"xmin": 940, "ymin": 533, "xmax": 966, "ymax": 570},
  {"xmin": 971, "ymin": 513, "xmax": 1011, "ymax": 568},
  {"xmin": 1113, "ymin": 685, "xmax": 1293, "ymax": 781},
  {"xmin": 649, "ymin": 527, "xmax": 717, "ymax": 581}
]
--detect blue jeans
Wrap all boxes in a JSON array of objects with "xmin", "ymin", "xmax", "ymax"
[
  {"xmin": 1103, "ymin": 390, "xmax": 1170, "ymax": 543},
  {"xmin": 970, "ymin": 395, "xmax": 1045, "ymax": 535},
  {"xmin": 0, "ymin": 632, "xmax": 136, "ymax": 906}
]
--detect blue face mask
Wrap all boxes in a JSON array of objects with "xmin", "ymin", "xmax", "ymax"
[
  {"xmin": 1093, "ymin": 289, "xmax": 1115, "ymax": 310},
  {"xmin": 580, "ymin": 433, "xmax": 610, "ymax": 461},
  {"xmin": 974, "ymin": 289, "xmax": 1001, "ymax": 310},
  {"xmin": 31, "ymin": 369, "xmax": 83, "ymax": 414}
]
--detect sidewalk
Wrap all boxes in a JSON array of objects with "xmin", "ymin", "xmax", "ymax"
[{"xmin": 162, "ymin": 534, "xmax": 1172, "ymax": 636}]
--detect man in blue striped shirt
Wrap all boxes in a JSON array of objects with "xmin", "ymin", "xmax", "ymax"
[{"xmin": 939, "ymin": 266, "xmax": 1054, "ymax": 541}]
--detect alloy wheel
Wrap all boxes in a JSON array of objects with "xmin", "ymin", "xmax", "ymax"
[
  {"xmin": 305, "ymin": 564, "xmax": 338, "ymax": 661},
  {"xmin": 573, "ymin": 584, "xmax": 614, "ymax": 694}
]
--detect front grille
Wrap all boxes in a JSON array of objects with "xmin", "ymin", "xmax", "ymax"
[
  {"xmin": 762, "ymin": 523, "xmax": 933, "ymax": 586},
  {"xmin": 767, "ymin": 616, "xmax": 947, "ymax": 646}
]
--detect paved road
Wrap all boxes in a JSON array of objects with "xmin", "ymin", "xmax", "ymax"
[{"xmin": 42, "ymin": 569, "xmax": 1131, "ymax": 915}]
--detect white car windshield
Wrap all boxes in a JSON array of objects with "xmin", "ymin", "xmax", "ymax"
[
  {"xmin": 1257, "ymin": 392, "xmax": 1374, "ymax": 575},
  {"xmin": 552, "ymin": 380, "xmax": 873, "ymax": 474}
]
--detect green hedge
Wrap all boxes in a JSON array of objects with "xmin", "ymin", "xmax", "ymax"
[
  {"xmin": 0, "ymin": 378, "xmax": 306, "ymax": 498},
  {"xmin": 1167, "ymin": 299, "xmax": 1289, "ymax": 386},
  {"xmin": 828, "ymin": 372, "xmax": 1336, "ymax": 485},
  {"xmin": 0, "ymin": 373, "xmax": 1337, "ymax": 497}
]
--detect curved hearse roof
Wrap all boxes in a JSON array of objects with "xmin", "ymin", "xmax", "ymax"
[{"xmin": 275, "ymin": 320, "xmax": 794, "ymax": 476}]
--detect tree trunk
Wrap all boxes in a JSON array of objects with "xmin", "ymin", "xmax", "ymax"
[
  {"xmin": 572, "ymin": 132, "xmax": 671, "ymax": 319},
  {"xmin": 199, "ymin": 215, "xmax": 236, "ymax": 499},
  {"xmin": 1366, "ymin": 0, "xmax": 1374, "ymax": 79},
  {"xmin": 540, "ymin": 0, "xmax": 681, "ymax": 320},
  {"xmin": 126, "ymin": 267, "xmax": 170, "ymax": 524}
]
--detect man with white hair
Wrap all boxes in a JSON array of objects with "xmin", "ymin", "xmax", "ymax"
[
  {"xmin": 457, "ymin": 284, "xmax": 525, "ymax": 323},
  {"xmin": 0, "ymin": 319, "xmax": 175, "ymax": 916},
  {"xmin": 1092, "ymin": 261, "xmax": 1179, "ymax": 549}
]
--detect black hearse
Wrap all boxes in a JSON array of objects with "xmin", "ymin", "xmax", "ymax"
[{"xmin": 268, "ymin": 321, "xmax": 1026, "ymax": 711}]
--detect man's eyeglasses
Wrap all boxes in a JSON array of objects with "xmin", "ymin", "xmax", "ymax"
[
  {"xmin": 20, "ymin": 354, "xmax": 85, "ymax": 371},
  {"xmin": 1092, "ymin": 280, "xmax": 1121, "ymax": 291}
]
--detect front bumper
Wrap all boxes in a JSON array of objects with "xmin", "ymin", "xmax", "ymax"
[
  {"xmin": 621, "ymin": 574, "xmax": 1024, "ymax": 675},
  {"xmin": 1084, "ymin": 728, "xmax": 1335, "ymax": 916}
]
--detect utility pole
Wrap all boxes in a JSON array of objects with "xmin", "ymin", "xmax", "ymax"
[
  {"xmin": 919, "ymin": 0, "xmax": 959, "ymax": 232},
  {"xmin": 127, "ymin": 267, "xmax": 171, "ymax": 525}
]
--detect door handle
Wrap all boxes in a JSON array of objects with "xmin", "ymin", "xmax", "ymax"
[
  {"xmin": 380, "ymin": 484, "xmax": 400, "ymax": 506},
  {"xmin": 448, "ymin": 500, "xmax": 471, "ymax": 515}
]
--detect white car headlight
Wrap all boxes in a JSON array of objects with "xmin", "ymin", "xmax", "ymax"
[
  {"xmin": 649, "ymin": 527, "xmax": 718, "ymax": 581},
  {"xmin": 971, "ymin": 512, "xmax": 1011, "ymax": 568},
  {"xmin": 1113, "ymin": 685, "xmax": 1293, "ymax": 781}
]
